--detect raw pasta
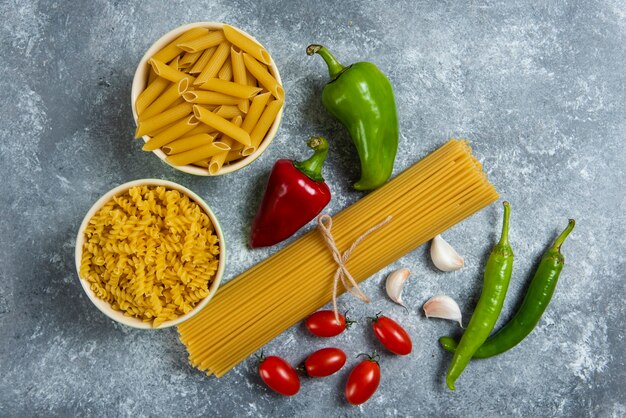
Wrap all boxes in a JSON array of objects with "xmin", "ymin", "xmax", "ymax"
[
  {"xmin": 245, "ymin": 99, "xmax": 283, "ymax": 155},
  {"xmin": 209, "ymin": 116, "xmax": 242, "ymax": 174},
  {"xmin": 162, "ymin": 133, "xmax": 216, "ymax": 155},
  {"xmin": 194, "ymin": 41, "xmax": 231, "ymax": 85},
  {"xmin": 143, "ymin": 115, "xmax": 198, "ymax": 151},
  {"xmin": 178, "ymin": 31, "xmax": 226, "ymax": 53},
  {"xmin": 178, "ymin": 139, "xmax": 499, "ymax": 375},
  {"xmin": 80, "ymin": 185, "xmax": 221, "ymax": 327},
  {"xmin": 135, "ymin": 103, "xmax": 194, "ymax": 138},
  {"xmin": 223, "ymin": 24, "xmax": 271, "ymax": 65},
  {"xmin": 189, "ymin": 47, "xmax": 216, "ymax": 75},
  {"xmin": 193, "ymin": 105, "xmax": 251, "ymax": 147},
  {"xmin": 242, "ymin": 53, "xmax": 284, "ymax": 100},
  {"xmin": 134, "ymin": 25, "xmax": 283, "ymax": 172},
  {"xmin": 166, "ymin": 142, "xmax": 231, "ymax": 166},
  {"xmin": 199, "ymin": 78, "xmax": 262, "ymax": 99}
]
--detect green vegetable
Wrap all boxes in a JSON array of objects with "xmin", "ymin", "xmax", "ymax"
[
  {"xmin": 439, "ymin": 219, "xmax": 575, "ymax": 358},
  {"xmin": 445, "ymin": 202, "xmax": 514, "ymax": 390},
  {"xmin": 306, "ymin": 44, "xmax": 398, "ymax": 191}
]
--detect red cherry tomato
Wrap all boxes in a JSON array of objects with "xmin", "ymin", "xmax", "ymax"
[
  {"xmin": 345, "ymin": 354, "xmax": 381, "ymax": 405},
  {"xmin": 258, "ymin": 355, "xmax": 300, "ymax": 396},
  {"xmin": 371, "ymin": 314, "xmax": 412, "ymax": 355},
  {"xmin": 305, "ymin": 310, "xmax": 353, "ymax": 337},
  {"xmin": 303, "ymin": 347, "xmax": 347, "ymax": 377}
]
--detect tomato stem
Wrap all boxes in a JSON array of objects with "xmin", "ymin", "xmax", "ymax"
[
  {"xmin": 356, "ymin": 350, "xmax": 380, "ymax": 364},
  {"xmin": 295, "ymin": 363, "xmax": 307, "ymax": 375},
  {"xmin": 344, "ymin": 309, "xmax": 356, "ymax": 328},
  {"xmin": 254, "ymin": 351, "xmax": 266, "ymax": 367},
  {"xmin": 366, "ymin": 311, "xmax": 383, "ymax": 323}
]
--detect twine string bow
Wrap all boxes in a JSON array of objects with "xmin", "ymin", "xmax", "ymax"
[{"xmin": 317, "ymin": 214, "xmax": 392, "ymax": 322}]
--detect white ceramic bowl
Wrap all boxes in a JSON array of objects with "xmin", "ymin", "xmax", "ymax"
[
  {"xmin": 74, "ymin": 179, "xmax": 226, "ymax": 329},
  {"xmin": 131, "ymin": 22, "xmax": 284, "ymax": 176}
]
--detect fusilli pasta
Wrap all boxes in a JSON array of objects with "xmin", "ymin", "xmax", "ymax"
[{"xmin": 80, "ymin": 186, "xmax": 220, "ymax": 327}]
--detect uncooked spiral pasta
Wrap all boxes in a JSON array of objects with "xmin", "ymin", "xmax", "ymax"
[{"xmin": 79, "ymin": 185, "xmax": 220, "ymax": 327}]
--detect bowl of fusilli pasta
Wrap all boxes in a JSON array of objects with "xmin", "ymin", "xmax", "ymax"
[{"xmin": 75, "ymin": 179, "xmax": 226, "ymax": 329}]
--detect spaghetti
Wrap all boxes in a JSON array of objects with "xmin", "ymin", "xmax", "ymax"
[{"xmin": 178, "ymin": 139, "xmax": 499, "ymax": 377}]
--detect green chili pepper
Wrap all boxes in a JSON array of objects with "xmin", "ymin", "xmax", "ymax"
[
  {"xmin": 306, "ymin": 44, "xmax": 398, "ymax": 191},
  {"xmin": 439, "ymin": 219, "xmax": 575, "ymax": 359},
  {"xmin": 445, "ymin": 201, "xmax": 514, "ymax": 390}
]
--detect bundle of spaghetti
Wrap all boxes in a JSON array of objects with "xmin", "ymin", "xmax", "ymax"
[{"xmin": 178, "ymin": 139, "xmax": 499, "ymax": 377}]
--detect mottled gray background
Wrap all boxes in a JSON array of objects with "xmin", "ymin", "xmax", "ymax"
[{"xmin": 1, "ymin": 0, "xmax": 624, "ymax": 416}]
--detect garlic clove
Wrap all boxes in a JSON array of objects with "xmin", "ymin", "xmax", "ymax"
[
  {"xmin": 430, "ymin": 234, "xmax": 464, "ymax": 272},
  {"xmin": 423, "ymin": 295, "xmax": 463, "ymax": 327},
  {"xmin": 385, "ymin": 268, "xmax": 411, "ymax": 308}
]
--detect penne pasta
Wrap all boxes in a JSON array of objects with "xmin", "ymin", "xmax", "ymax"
[
  {"xmin": 192, "ymin": 159, "xmax": 210, "ymax": 168},
  {"xmin": 142, "ymin": 115, "xmax": 199, "ymax": 151},
  {"xmin": 182, "ymin": 91, "xmax": 242, "ymax": 106},
  {"xmin": 231, "ymin": 47, "xmax": 247, "ymax": 84},
  {"xmin": 240, "ymin": 92, "xmax": 271, "ymax": 133},
  {"xmin": 147, "ymin": 67, "xmax": 158, "ymax": 84},
  {"xmin": 230, "ymin": 140, "xmax": 244, "ymax": 151},
  {"xmin": 199, "ymin": 78, "xmax": 262, "ymax": 99},
  {"xmin": 162, "ymin": 133, "xmax": 216, "ymax": 155},
  {"xmin": 193, "ymin": 105, "xmax": 251, "ymax": 147},
  {"xmin": 186, "ymin": 126, "xmax": 217, "ymax": 138},
  {"xmin": 246, "ymin": 69, "xmax": 257, "ymax": 87},
  {"xmin": 179, "ymin": 50, "xmax": 203, "ymax": 68},
  {"xmin": 194, "ymin": 41, "xmax": 231, "ymax": 85},
  {"xmin": 185, "ymin": 124, "xmax": 217, "ymax": 138},
  {"xmin": 150, "ymin": 58, "xmax": 195, "ymax": 84},
  {"xmin": 244, "ymin": 99, "xmax": 283, "ymax": 155},
  {"xmin": 165, "ymin": 97, "xmax": 186, "ymax": 111},
  {"xmin": 223, "ymin": 25, "xmax": 271, "ymax": 65},
  {"xmin": 140, "ymin": 78, "xmax": 189, "ymax": 120},
  {"xmin": 213, "ymin": 105, "xmax": 244, "ymax": 119},
  {"xmin": 166, "ymin": 141, "xmax": 231, "ymax": 166},
  {"xmin": 189, "ymin": 47, "xmax": 216, "ymax": 75},
  {"xmin": 217, "ymin": 60, "xmax": 233, "ymax": 81},
  {"xmin": 224, "ymin": 149, "xmax": 244, "ymax": 163},
  {"xmin": 135, "ymin": 77, "xmax": 169, "ymax": 116},
  {"xmin": 151, "ymin": 120, "xmax": 178, "ymax": 137},
  {"xmin": 135, "ymin": 102, "xmax": 194, "ymax": 138},
  {"xmin": 242, "ymin": 53, "xmax": 284, "ymax": 100},
  {"xmin": 136, "ymin": 58, "xmax": 181, "ymax": 115},
  {"xmin": 209, "ymin": 116, "xmax": 242, "ymax": 174},
  {"xmin": 152, "ymin": 27, "xmax": 209, "ymax": 63},
  {"xmin": 135, "ymin": 26, "xmax": 284, "ymax": 171},
  {"xmin": 231, "ymin": 48, "xmax": 249, "ymax": 113},
  {"xmin": 178, "ymin": 31, "xmax": 226, "ymax": 53}
]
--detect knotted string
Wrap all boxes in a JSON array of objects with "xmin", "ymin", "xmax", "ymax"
[{"xmin": 317, "ymin": 214, "xmax": 392, "ymax": 322}]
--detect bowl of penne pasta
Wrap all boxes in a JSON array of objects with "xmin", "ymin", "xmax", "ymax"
[
  {"xmin": 131, "ymin": 22, "xmax": 284, "ymax": 176},
  {"xmin": 75, "ymin": 179, "xmax": 226, "ymax": 329}
]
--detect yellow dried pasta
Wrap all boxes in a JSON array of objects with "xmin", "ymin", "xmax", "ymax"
[
  {"xmin": 134, "ymin": 25, "xmax": 283, "ymax": 172},
  {"xmin": 79, "ymin": 185, "xmax": 220, "ymax": 327}
]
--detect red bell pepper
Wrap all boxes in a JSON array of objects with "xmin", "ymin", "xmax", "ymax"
[{"xmin": 250, "ymin": 136, "xmax": 331, "ymax": 248}]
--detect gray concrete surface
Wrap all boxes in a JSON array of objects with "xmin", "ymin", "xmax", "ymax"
[{"xmin": 1, "ymin": 0, "xmax": 625, "ymax": 416}]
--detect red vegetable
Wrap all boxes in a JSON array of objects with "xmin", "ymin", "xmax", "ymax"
[
  {"xmin": 302, "ymin": 347, "xmax": 346, "ymax": 377},
  {"xmin": 250, "ymin": 136, "xmax": 331, "ymax": 248},
  {"xmin": 345, "ymin": 353, "xmax": 381, "ymax": 405},
  {"xmin": 257, "ymin": 354, "xmax": 300, "ymax": 396},
  {"xmin": 371, "ymin": 313, "xmax": 412, "ymax": 355},
  {"xmin": 305, "ymin": 310, "xmax": 354, "ymax": 337}
]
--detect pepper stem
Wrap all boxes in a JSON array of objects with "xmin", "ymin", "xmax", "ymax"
[
  {"xmin": 293, "ymin": 136, "xmax": 329, "ymax": 183},
  {"xmin": 552, "ymin": 219, "xmax": 575, "ymax": 252},
  {"xmin": 306, "ymin": 44, "xmax": 345, "ymax": 79},
  {"xmin": 498, "ymin": 201, "xmax": 511, "ymax": 246}
]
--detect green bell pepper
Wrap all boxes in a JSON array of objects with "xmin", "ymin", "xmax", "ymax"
[{"xmin": 307, "ymin": 44, "xmax": 399, "ymax": 191}]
